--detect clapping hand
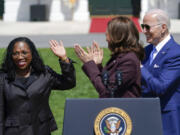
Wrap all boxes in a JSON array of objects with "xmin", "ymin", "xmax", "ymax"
[
  {"xmin": 74, "ymin": 41, "xmax": 103, "ymax": 64},
  {"xmin": 91, "ymin": 41, "xmax": 103, "ymax": 65},
  {"xmin": 74, "ymin": 44, "xmax": 93, "ymax": 63}
]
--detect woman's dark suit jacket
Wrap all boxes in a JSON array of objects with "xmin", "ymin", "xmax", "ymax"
[
  {"xmin": 0, "ymin": 60, "xmax": 76, "ymax": 135},
  {"xmin": 82, "ymin": 52, "xmax": 141, "ymax": 98}
]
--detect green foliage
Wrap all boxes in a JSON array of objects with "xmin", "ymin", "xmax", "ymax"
[{"xmin": 0, "ymin": 47, "xmax": 111, "ymax": 135}]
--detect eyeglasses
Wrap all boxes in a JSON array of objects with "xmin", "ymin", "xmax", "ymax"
[
  {"xmin": 141, "ymin": 23, "xmax": 161, "ymax": 31},
  {"xmin": 12, "ymin": 51, "xmax": 31, "ymax": 58}
]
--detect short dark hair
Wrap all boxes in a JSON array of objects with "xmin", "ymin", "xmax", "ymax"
[
  {"xmin": 1, "ymin": 37, "xmax": 45, "ymax": 81},
  {"xmin": 107, "ymin": 16, "xmax": 144, "ymax": 61}
]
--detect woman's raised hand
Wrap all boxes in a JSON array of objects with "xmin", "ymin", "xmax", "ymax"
[{"xmin": 49, "ymin": 40, "xmax": 69, "ymax": 62}]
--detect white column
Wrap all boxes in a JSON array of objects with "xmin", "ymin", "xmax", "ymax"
[
  {"xmin": 49, "ymin": 0, "xmax": 64, "ymax": 21},
  {"xmin": 140, "ymin": 0, "xmax": 149, "ymax": 22},
  {"xmin": 73, "ymin": 0, "xmax": 89, "ymax": 21},
  {"xmin": 3, "ymin": 0, "xmax": 20, "ymax": 22},
  {"xmin": 165, "ymin": 0, "xmax": 179, "ymax": 19},
  {"xmin": 140, "ymin": 0, "xmax": 179, "ymax": 19}
]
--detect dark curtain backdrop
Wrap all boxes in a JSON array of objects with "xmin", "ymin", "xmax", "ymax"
[{"xmin": 0, "ymin": 0, "xmax": 4, "ymax": 19}]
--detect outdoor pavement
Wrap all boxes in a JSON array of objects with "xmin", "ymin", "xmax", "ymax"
[
  {"xmin": 0, "ymin": 21, "xmax": 90, "ymax": 35},
  {"xmin": 0, "ymin": 19, "xmax": 180, "ymax": 48}
]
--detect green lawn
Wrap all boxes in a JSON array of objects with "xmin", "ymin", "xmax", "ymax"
[{"xmin": 0, "ymin": 47, "xmax": 111, "ymax": 135}]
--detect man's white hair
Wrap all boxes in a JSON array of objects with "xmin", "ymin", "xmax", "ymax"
[{"xmin": 145, "ymin": 9, "xmax": 170, "ymax": 29}]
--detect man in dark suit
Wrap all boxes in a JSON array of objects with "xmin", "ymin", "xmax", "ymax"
[{"xmin": 141, "ymin": 9, "xmax": 180, "ymax": 135}]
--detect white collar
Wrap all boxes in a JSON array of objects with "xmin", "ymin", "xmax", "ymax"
[{"xmin": 155, "ymin": 34, "xmax": 171, "ymax": 53}]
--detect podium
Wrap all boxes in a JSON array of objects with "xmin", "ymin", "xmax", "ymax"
[{"xmin": 63, "ymin": 98, "xmax": 163, "ymax": 135}]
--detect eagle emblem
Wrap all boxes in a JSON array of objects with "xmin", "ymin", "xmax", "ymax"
[
  {"xmin": 105, "ymin": 117, "xmax": 122, "ymax": 135},
  {"xmin": 94, "ymin": 107, "xmax": 132, "ymax": 135}
]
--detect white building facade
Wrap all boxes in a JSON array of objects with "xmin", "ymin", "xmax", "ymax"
[
  {"xmin": 141, "ymin": 0, "xmax": 180, "ymax": 20},
  {"xmin": 3, "ymin": 0, "xmax": 180, "ymax": 22},
  {"xmin": 3, "ymin": 0, "xmax": 90, "ymax": 22}
]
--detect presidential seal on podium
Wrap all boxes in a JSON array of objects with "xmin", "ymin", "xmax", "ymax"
[{"xmin": 94, "ymin": 107, "xmax": 132, "ymax": 135}]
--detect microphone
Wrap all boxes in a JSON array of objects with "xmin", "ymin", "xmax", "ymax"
[
  {"xmin": 101, "ymin": 71, "xmax": 109, "ymax": 86},
  {"xmin": 116, "ymin": 70, "xmax": 122, "ymax": 86}
]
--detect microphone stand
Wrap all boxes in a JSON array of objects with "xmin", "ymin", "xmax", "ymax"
[
  {"xmin": 109, "ymin": 86, "xmax": 116, "ymax": 98},
  {"xmin": 102, "ymin": 70, "xmax": 122, "ymax": 98}
]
